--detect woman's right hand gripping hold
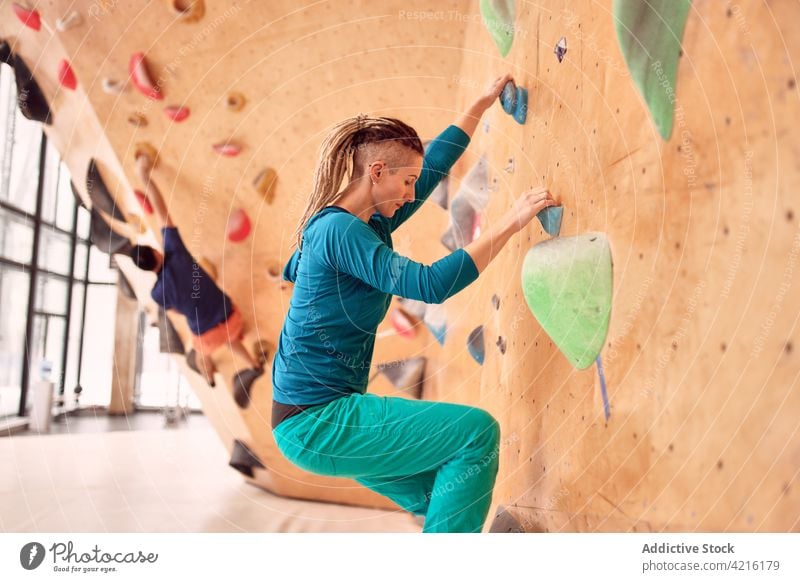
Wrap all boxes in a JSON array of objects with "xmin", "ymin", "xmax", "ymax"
[{"xmin": 464, "ymin": 186, "xmax": 557, "ymax": 274}]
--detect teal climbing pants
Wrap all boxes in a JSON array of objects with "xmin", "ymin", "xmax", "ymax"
[{"xmin": 272, "ymin": 393, "xmax": 501, "ymax": 533}]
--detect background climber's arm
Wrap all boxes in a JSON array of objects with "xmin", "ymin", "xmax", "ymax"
[{"xmin": 135, "ymin": 154, "xmax": 175, "ymax": 243}]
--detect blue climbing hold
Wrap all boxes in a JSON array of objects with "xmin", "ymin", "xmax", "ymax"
[
  {"xmin": 512, "ymin": 86, "xmax": 528, "ymax": 124},
  {"xmin": 537, "ymin": 205, "xmax": 563, "ymax": 237},
  {"xmin": 499, "ymin": 81, "xmax": 516, "ymax": 114},
  {"xmin": 467, "ymin": 326, "xmax": 486, "ymax": 365}
]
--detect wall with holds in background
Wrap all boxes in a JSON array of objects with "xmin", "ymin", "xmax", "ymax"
[
  {"xmin": 443, "ymin": 0, "xmax": 800, "ymax": 531},
  {"xmin": 1, "ymin": 0, "xmax": 798, "ymax": 530}
]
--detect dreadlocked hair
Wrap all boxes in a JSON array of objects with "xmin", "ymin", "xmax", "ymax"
[{"xmin": 292, "ymin": 115, "xmax": 424, "ymax": 250}]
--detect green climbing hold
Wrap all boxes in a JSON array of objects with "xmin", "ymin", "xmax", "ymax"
[
  {"xmin": 613, "ymin": 0, "xmax": 691, "ymax": 140},
  {"xmin": 480, "ymin": 0, "xmax": 515, "ymax": 57},
  {"xmin": 521, "ymin": 233, "xmax": 612, "ymax": 369}
]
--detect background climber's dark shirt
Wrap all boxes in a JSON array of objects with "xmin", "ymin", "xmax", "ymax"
[{"xmin": 151, "ymin": 227, "xmax": 233, "ymax": 335}]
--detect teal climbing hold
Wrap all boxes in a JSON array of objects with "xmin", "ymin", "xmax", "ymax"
[
  {"xmin": 499, "ymin": 81, "xmax": 516, "ymax": 114},
  {"xmin": 537, "ymin": 205, "xmax": 563, "ymax": 237},
  {"xmin": 613, "ymin": 0, "xmax": 691, "ymax": 139},
  {"xmin": 521, "ymin": 233, "xmax": 613, "ymax": 369},
  {"xmin": 423, "ymin": 303, "xmax": 447, "ymax": 345},
  {"xmin": 467, "ymin": 326, "xmax": 486, "ymax": 365},
  {"xmin": 512, "ymin": 86, "xmax": 528, "ymax": 125},
  {"xmin": 480, "ymin": 0, "xmax": 515, "ymax": 57}
]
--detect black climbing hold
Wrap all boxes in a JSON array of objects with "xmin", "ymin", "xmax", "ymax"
[
  {"xmin": 554, "ymin": 36, "xmax": 568, "ymax": 62},
  {"xmin": 229, "ymin": 439, "xmax": 265, "ymax": 478},
  {"xmin": 496, "ymin": 336, "xmax": 507, "ymax": 354},
  {"xmin": 70, "ymin": 180, "xmax": 86, "ymax": 208},
  {"xmin": 157, "ymin": 306, "xmax": 185, "ymax": 354},
  {"xmin": 89, "ymin": 208, "xmax": 131, "ymax": 256},
  {"xmin": 376, "ymin": 357, "xmax": 426, "ymax": 399},
  {"xmin": 0, "ymin": 40, "xmax": 53, "ymax": 125},
  {"xmin": 489, "ymin": 505, "xmax": 538, "ymax": 533},
  {"xmin": 491, "ymin": 294, "xmax": 501, "ymax": 310},
  {"xmin": 233, "ymin": 367, "xmax": 264, "ymax": 408},
  {"xmin": 87, "ymin": 159, "xmax": 127, "ymax": 223}
]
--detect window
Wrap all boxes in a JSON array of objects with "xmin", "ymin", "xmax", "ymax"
[
  {"xmin": 0, "ymin": 207, "xmax": 33, "ymax": 264},
  {"xmin": 62, "ymin": 282, "xmax": 85, "ymax": 402},
  {"xmin": 77, "ymin": 284, "xmax": 117, "ymax": 406},
  {"xmin": 0, "ymin": 64, "xmax": 120, "ymax": 419},
  {"xmin": 88, "ymin": 246, "xmax": 117, "ymax": 284},
  {"xmin": 76, "ymin": 206, "xmax": 90, "ymax": 240},
  {"xmin": 55, "ymin": 161, "xmax": 75, "ymax": 231},
  {"xmin": 73, "ymin": 242, "xmax": 88, "ymax": 280},
  {"xmin": 3, "ymin": 108, "xmax": 42, "ymax": 214},
  {"xmin": 0, "ymin": 266, "xmax": 29, "ymax": 416},
  {"xmin": 39, "ymin": 140, "xmax": 61, "ymax": 224},
  {"xmin": 37, "ymin": 226, "xmax": 72, "ymax": 277}
]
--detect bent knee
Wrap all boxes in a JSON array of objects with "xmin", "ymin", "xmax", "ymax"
[{"xmin": 466, "ymin": 407, "xmax": 501, "ymax": 446}]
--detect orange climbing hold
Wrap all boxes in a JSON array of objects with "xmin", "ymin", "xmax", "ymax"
[
  {"xmin": 226, "ymin": 208, "xmax": 251, "ymax": 242},
  {"xmin": 253, "ymin": 168, "xmax": 277, "ymax": 203}
]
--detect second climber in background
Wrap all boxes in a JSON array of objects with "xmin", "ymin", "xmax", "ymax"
[{"xmin": 127, "ymin": 152, "xmax": 266, "ymax": 408}]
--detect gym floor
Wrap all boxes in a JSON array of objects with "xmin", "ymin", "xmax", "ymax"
[{"xmin": 0, "ymin": 411, "xmax": 420, "ymax": 533}]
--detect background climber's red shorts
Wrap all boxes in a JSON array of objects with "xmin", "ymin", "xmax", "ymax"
[{"xmin": 192, "ymin": 309, "xmax": 244, "ymax": 357}]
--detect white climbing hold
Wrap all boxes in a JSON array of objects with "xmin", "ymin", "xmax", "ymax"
[
  {"xmin": 56, "ymin": 11, "xmax": 83, "ymax": 31},
  {"xmin": 102, "ymin": 78, "xmax": 127, "ymax": 95}
]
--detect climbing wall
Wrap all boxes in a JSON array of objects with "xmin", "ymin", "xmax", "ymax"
[
  {"xmin": 3, "ymin": 0, "xmax": 798, "ymax": 531},
  {"xmin": 441, "ymin": 0, "xmax": 800, "ymax": 531}
]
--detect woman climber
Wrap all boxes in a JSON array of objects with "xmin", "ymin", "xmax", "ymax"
[{"xmin": 272, "ymin": 73, "xmax": 556, "ymax": 533}]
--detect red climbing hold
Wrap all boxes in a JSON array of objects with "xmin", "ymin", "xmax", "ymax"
[
  {"xmin": 390, "ymin": 308, "xmax": 417, "ymax": 339},
  {"xmin": 133, "ymin": 190, "xmax": 153, "ymax": 215},
  {"xmin": 12, "ymin": 3, "xmax": 40, "ymax": 31},
  {"xmin": 58, "ymin": 60, "xmax": 77, "ymax": 90},
  {"xmin": 164, "ymin": 105, "xmax": 190, "ymax": 122},
  {"xmin": 129, "ymin": 52, "xmax": 162, "ymax": 100},
  {"xmin": 226, "ymin": 208, "xmax": 251, "ymax": 242},
  {"xmin": 213, "ymin": 141, "xmax": 241, "ymax": 157}
]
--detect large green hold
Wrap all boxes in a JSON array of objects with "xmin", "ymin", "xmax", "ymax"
[
  {"xmin": 480, "ymin": 0, "xmax": 515, "ymax": 57},
  {"xmin": 613, "ymin": 0, "xmax": 691, "ymax": 140},
  {"xmin": 521, "ymin": 233, "xmax": 613, "ymax": 370}
]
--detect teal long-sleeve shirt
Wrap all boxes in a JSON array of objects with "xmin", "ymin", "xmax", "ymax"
[{"xmin": 272, "ymin": 124, "xmax": 479, "ymax": 406}]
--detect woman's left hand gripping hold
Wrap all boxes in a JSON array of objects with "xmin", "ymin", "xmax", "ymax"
[{"xmin": 457, "ymin": 73, "xmax": 515, "ymax": 138}]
